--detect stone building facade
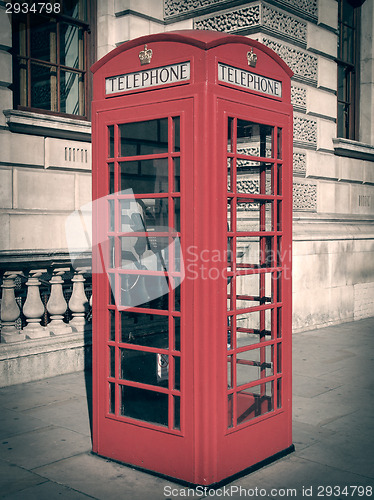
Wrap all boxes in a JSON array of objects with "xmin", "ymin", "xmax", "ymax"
[{"xmin": 0, "ymin": 0, "xmax": 373, "ymax": 385}]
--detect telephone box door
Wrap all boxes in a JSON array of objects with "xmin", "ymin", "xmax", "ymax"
[
  {"xmin": 217, "ymin": 98, "xmax": 292, "ymax": 477},
  {"xmin": 92, "ymin": 98, "xmax": 195, "ymax": 479}
]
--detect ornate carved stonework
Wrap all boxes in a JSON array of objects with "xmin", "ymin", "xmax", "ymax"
[
  {"xmin": 165, "ymin": 0, "xmax": 231, "ymax": 18},
  {"xmin": 293, "ymin": 115, "xmax": 317, "ymax": 148},
  {"xmin": 293, "ymin": 152, "xmax": 307, "ymax": 176},
  {"xmin": 194, "ymin": 4, "xmax": 306, "ymax": 45},
  {"xmin": 262, "ymin": 5, "xmax": 306, "ymax": 44},
  {"xmin": 293, "ymin": 181, "xmax": 317, "ymax": 211},
  {"xmin": 164, "ymin": 0, "xmax": 318, "ymax": 20},
  {"xmin": 194, "ymin": 5, "xmax": 260, "ymax": 32},
  {"xmin": 261, "ymin": 37, "xmax": 318, "ymax": 84},
  {"xmin": 291, "ymin": 85, "xmax": 307, "ymax": 111}
]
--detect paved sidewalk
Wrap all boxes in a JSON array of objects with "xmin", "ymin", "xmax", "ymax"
[{"xmin": 0, "ymin": 318, "xmax": 373, "ymax": 499}]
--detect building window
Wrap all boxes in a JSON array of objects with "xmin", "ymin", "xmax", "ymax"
[
  {"xmin": 12, "ymin": 0, "xmax": 93, "ymax": 119},
  {"xmin": 337, "ymin": 0, "xmax": 361, "ymax": 139}
]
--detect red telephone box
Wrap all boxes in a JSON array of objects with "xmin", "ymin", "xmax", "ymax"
[{"xmin": 91, "ymin": 30, "xmax": 293, "ymax": 486}]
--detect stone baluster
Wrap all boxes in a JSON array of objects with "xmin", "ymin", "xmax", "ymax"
[
  {"xmin": 68, "ymin": 268, "xmax": 89, "ymax": 332},
  {"xmin": 21, "ymin": 270, "xmax": 48, "ymax": 339},
  {"xmin": 1, "ymin": 272, "xmax": 25, "ymax": 343},
  {"xmin": 47, "ymin": 268, "xmax": 72, "ymax": 335}
]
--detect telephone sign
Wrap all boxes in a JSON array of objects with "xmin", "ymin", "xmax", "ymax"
[{"xmin": 91, "ymin": 30, "xmax": 293, "ymax": 486}]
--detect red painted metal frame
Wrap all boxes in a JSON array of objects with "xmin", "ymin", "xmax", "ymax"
[{"xmin": 91, "ymin": 30, "xmax": 293, "ymax": 486}]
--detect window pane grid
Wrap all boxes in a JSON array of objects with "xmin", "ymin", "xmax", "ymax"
[
  {"xmin": 106, "ymin": 114, "xmax": 183, "ymax": 433},
  {"xmin": 226, "ymin": 117, "xmax": 283, "ymax": 430}
]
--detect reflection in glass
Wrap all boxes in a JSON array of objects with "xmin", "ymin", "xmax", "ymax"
[
  {"xmin": 31, "ymin": 63, "xmax": 55, "ymax": 110},
  {"xmin": 108, "ymin": 199, "xmax": 114, "ymax": 232},
  {"xmin": 119, "ymin": 118, "xmax": 168, "ymax": 157},
  {"xmin": 121, "ymin": 311, "xmax": 168, "ymax": 348},
  {"xmin": 236, "ymin": 200, "xmax": 272, "ymax": 233},
  {"xmin": 60, "ymin": 24, "xmax": 84, "ymax": 69},
  {"xmin": 227, "ymin": 117, "xmax": 234, "ymax": 152},
  {"xmin": 277, "ymin": 378, "xmax": 282, "ymax": 408},
  {"xmin": 227, "ymin": 158, "xmax": 233, "ymax": 192},
  {"xmin": 120, "ymin": 273, "xmax": 169, "ymax": 309},
  {"xmin": 237, "ymin": 382, "xmax": 273, "ymax": 424},
  {"xmin": 277, "ymin": 128, "xmax": 282, "ymax": 159},
  {"xmin": 236, "ymin": 236, "xmax": 273, "ymax": 269},
  {"xmin": 60, "ymin": 70, "xmax": 82, "ymax": 115},
  {"xmin": 228, "ymin": 393, "xmax": 233, "ymax": 428},
  {"xmin": 120, "ymin": 159, "xmax": 168, "ymax": 194},
  {"xmin": 236, "ymin": 346, "xmax": 273, "ymax": 386},
  {"xmin": 120, "ymin": 198, "xmax": 169, "ymax": 232},
  {"xmin": 120, "ymin": 385, "xmax": 168, "ymax": 426},
  {"xmin": 120, "ymin": 349, "xmax": 168, "ymax": 387},
  {"xmin": 227, "ymin": 355, "xmax": 233, "ymax": 388},
  {"xmin": 236, "ymin": 161, "xmax": 272, "ymax": 195},
  {"xmin": 277, "ymin": 343, "xmax": 282, "ymax": 373},
  {"xmin": 237, "ymin": 120, "xmax": 274, "ymax": 158},
  {"xmin": 174, "ymin": 197, "xmax": 181, "ymax": 233}
]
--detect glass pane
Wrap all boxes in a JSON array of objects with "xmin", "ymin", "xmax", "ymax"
[
  {"xmin": 109, "ymin": 163, "xmax": 114, "ymax": 194},
  {"xmin": 174, "ymin": 198, "xmax": 180, "ymax": 232},
  {"xmin": 236, "ymin": 345, "xmax": 273, "ymax": 386},
  {"xmin": 109, "ymin": 346, "xmax": 115, "ymax": 378},
  {"xmin": 174, "ymin": 279, "xmax": 181, "ymax": 312},
  {"xmin": 235, "ymin": 272, "xmax": 273, "ymax": 309},
  {"xmin": 227, "ymin": 355, "xmax": 233, "ymax": 388},
  {"xmin": 30, "ymin": 18, "xmax": 56, "ymax": 62},
  {"xmin": 174, "ymin": 356, "xmax": 180, "ymax": 390},
  {"xmin": 227, "ymin": 158, "xmax": 233, "ymax": 192},
  {"xmin": 227, "ymin": 199, "xmax": 234, "ymax": 232},
  {"xmin": 108, "ymin": 273, "xmax": 115, "ymax": 305},
  {"xmin": 120, "ymin": 236, "xmax": 168, "ymax": 271},
  {"xmin": 120, "ymin": 311, "xmax": 168, "ymax": 348},
  {"xmin": 120, "ymin": 273, "xmax": 169, "ymax": 309},
  {"xmin": 173, "ymin": 117, "xmax": 180, "ymax": 152},
  {"xmin": 236, "ymin": 236, "xmax": 273, "ymax": 269},
  {"xmin": 120, "ymin": 198, "xmax": 169, "ymax": 232},
  {"xmin": 60, "ymin": 23, "xmax": 84, "ymax": 69},
  {"xmin": 108, "ymin": 126, "xmax": 114, "ymax": 158},
  {"xmin": 237, "ymin": 120, "xmax": 274, "ymax": 158},
  {"xmin": 60, "ymin": 70, "xmax": 83, "ymax": 115},
  {"xmin": 277, "ymin": 128, "xmax": 282, "ymax": 159},
  {"xmin": 237, "ymin": 382, "xmax": 273, "ymax": 424},
  {"xmin": 236, "ymin": 161, "xmax": 272, "ymax": 195},
  {"xmin": 277, "ymin": 378, "xmax": 282, "ymax": 408},
  {"xmin": 109, "ymin": 382, "xmax": 115, "ymax": 414},
  {"xmin": 120, "ymin": 385, "xmax": 168, "ymax": 426},
  {"xmin": 277, "ymin": 343, "xmax": 282, "ymax": 373},
  {"xmin": 173, "ymin": 395, "xmax": 180, "ymax": 430},
  {"xmin": 120, "ymin": 349, "xmax": 168, "ymax": 388},
  {"xmin": 237, "ymin": 200, "xmax": 273, "ymax": 232},
  {"xmin": 119, "ymin": 118, "xmax": 168, "ymax": 157},
  {"xmin": 174, "ymin": 317, "xmax": 180, "ymax": 351},
  {"xmin": 227, "ymin": 117, "xmax": 234, "ymax": 152},
  {"xmin": 277, "ymin": 165, "xmax": 282, "ymax": 196},
  {"xmin": 227, "ymin": 315, "xmax": 233, "ymax": 349},
  {"xmin": 109, "ymin": 309, "xmax": 115, "ymax": 341},
  {"xmin": 174, "ymin": 157, "xmax": 180, "ymax": 192},
  {"xmin": 31, "ymin": 63, "xmax": 56, "ymax": 110},
  {"xmin": 108, "ymin": 199, "xmax": 115, "ymax": 231},
  {"xmin": 63, "ymin": 0, "xmax": 88, "ymax": 21},
  {"xmin": 277, "ymin": 308, "xmax": 282, "ymax": 339},
  {"xmin": 236, "ymin": 309, "xmax": 272, "ymax": 347},
  {"xmin": 228, "ymin": 393, "xmax": 233, "ymax": 428},
  {"xmin": 120, "ymin": 159, "xmax": 168, "ymax": 194},
  {"xmin": 109, "ymin": 236, "xmax": 115, "ymax": 268}
]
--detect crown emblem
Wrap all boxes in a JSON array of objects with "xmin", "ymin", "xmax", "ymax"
[
  {"xmin": 247, "ymin": 48, "xmax": 257, "ymax": 68},
  {"xmin": 139, "ymin": 45, "xmax": 153, "ymax": 65}
]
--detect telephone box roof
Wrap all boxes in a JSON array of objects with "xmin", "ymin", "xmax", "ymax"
[{"xmin": 91, "ymin": 29, "xmax": 293, "ymax": 77}]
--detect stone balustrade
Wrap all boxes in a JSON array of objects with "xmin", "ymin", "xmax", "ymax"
[{"xmin": 0, "ymin": 266, "xmax": 92, "ymax": 344}]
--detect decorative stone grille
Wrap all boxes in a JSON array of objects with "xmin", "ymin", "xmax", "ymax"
[
  {"xmin": 293, "ymin": 115, "xmax": 317, "ymax": 148},
  {"xmin": 293, "ymin": 181, "xmax": 317, "ymax": 211},
  {"xmin": 293, "ymin": 152, "xmax": 307, "ymax": 176},
  {"xmin": 291, "ymin": 85, "xmax": 307, "ymax": 111},
  {"xmin": 194, "ymin": 5, "xmax": 260, "ymax": 32}
]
